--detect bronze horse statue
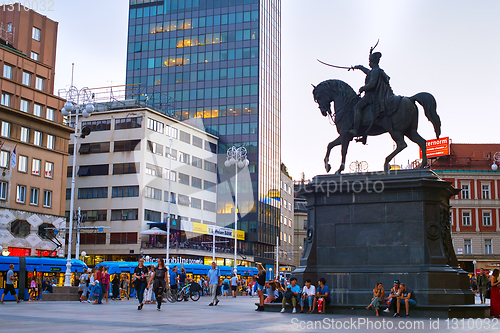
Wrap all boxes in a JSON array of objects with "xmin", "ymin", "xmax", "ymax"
[{"xmin": 312, "ymin": 79, "xmax": 441, "ymax": 174}]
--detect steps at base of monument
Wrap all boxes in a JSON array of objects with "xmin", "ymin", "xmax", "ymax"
[
  {"xmin": 42, "ymin": 286, "xmax": 80, "ymax": 301},
  {"xmin": 256, "ymin": 303, "xmax": 490, "ymax": 319}
]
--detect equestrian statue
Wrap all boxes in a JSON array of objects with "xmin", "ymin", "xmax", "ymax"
[{"xmin": 313, "ymin": 42, "xmax": 441, "ymax": 174}]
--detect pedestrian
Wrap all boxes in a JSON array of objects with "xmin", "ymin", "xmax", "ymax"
[
  {"xmin": 169, "ymin": 265, "xmax": 179, "ymax": 296},
  {"xmin": 222, "ymin": 276, "xmax": 230, "ymax": 297},
  {"xmin": 89, "ymin": 268, "xmax": 98, "ymax": 304},
  {"xmin": 179, "ymin": 267, "xmax": 188, "ymax": 301},
  {"xmin": 477, "ymin": 268, "xmax": 489, "ymax": 304},
  {"xmin": 231, "ymin": 273, "xmax": 238, "ymax": 298},
  {"xmin": 95, "ymin": 266, "xmax": 105, "ymax": 305},
  {"xmin": 1, "ymin": 264, "xmax": 19, "ymax": 304},
  {"xmin": 255, "ymin": 263, "xmax": 266, "ymax": 311},
  {"xmin": 134, "ymin": 258, "xmax": 149, "ymax": 310},
  {"xmin": 144, "ymin": 266, "xmax": 154, "ymax": 304},
  {"xmin": 102, "ymin": 267, "xmax": 110, "ymax": 302},
  {"xmin": 489, "ymin": 269, "xmax": 500, "ymax": 318},
  {"xmin": 207, "ymin": 262, "xmax": 220, "ymax": 306},
  {"xmin": 394, "ymin": 283, "xmax": 417, "ymax": 318},
  {"xmin": 148, "ymin": 258, "xmax": 168, "ymax": 311},
  {"xmin": 120, "ymin": 274, "xmax": 130, "ymax": 300},
  {"xmin": 111, "ymin": 274, "xmax": 120, "ymax": 300},
  {"xmin": 79, "ymin": 269, "xmax": 89, "ymax": 302},
  {"xmin": 29, "ymin": 277, "xmax": 37, "ymax": 301}
]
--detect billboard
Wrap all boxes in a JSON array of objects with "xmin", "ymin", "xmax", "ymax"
[{"xmin": 420, "ymin": 137, "xmax": 450, "ymax": 158}]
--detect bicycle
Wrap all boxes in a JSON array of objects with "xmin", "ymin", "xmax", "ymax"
[{"xmin": 168, "ymin": 283, "xmax": 201, "ymax": 302}]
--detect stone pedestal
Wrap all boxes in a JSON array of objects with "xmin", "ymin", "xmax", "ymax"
[
  {"xmin": 294, "ymin": 169, "xmax": 473, "ymax": 307},
  {"xmin": 41, "ymin": 286, "xmax": 81, "ymax": 301}
]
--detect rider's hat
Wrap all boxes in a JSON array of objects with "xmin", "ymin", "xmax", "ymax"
[{"xmin": 369, "ymin": 52, "xmax": 382, "ymax": 63}]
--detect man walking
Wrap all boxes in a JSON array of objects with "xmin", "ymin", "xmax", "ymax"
[
  {"xmin": 477, "ymin": 268, "xmax": 489, "ymax": 304},
  {"xmin": 1, "ymin": 264, "xmax": 20, "ymax": 304},
  {"xmin": 207, "ymin": 262, "xmax": 220, "ymax": 306},
  {"xmin": 231, "ymin": 273, "xmax": 239, "ymax": 298}
]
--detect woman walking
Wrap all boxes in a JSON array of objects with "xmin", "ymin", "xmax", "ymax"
[
  {"xmin": 134, "ymin": 258, "xmax": 149, "ymax": 310},
  {"xmin": 255, "ymin": 263, "xmax": 266, "ymax": 311},
  {"xmin": 144, "ymin": 266, "xmax": 154, "ymax": 304},
  {"xmin": 111, "ymin": 274, "xmax": 120, "ymax": 300},
  {"xmin": 102, "ymin": 267, "xmax": 110, "ymax": 302},
  {"xmin": 120, "ymin": 274, "xmax": 130, "ymax": 300},
  {"xmin": 95, "ymin": 266, "xmax": 105, "ymax": 304},
  {"xmin": 366, "ymin": 282, "xmax": 385, "ymax": 316},
  {"xmin": 148, "ymin": 258, "xmax": 168, "ymax": 311}
]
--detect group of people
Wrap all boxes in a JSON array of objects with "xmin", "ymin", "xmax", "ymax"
[
  {"xmin": 471, "ymin": 268, "xmax": 500, "ymax": 317},
  {"xmin": 365, "ymin": 280, "xmax": 416, "ymax": 317}
]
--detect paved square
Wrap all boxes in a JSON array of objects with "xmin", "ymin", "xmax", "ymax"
[{"xmin": 0, "ymin": 295, "xmax": 498, "ymax": 332}]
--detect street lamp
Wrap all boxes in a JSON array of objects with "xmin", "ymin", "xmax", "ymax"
[
  {"xmin": 491, "ymin": 152, "xmax": 500, "ymax": 171},
  {"xmin": 61, "ymin": 86, "xmax": 94, "ymax": 287},
  {"xmin": 224, "ymin": 146, "xmax": 249, "ymax": 275}
]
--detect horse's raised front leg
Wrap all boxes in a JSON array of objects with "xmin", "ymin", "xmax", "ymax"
[
  {"xmin": 336, "ymin": 136, "xmax": 350, "ymax": 174},
  {"xmin": 384, "ymin": 131, "xmax": 407, "ymax": 171},
  {"xmin": 324, "ymin": 135, "xmax": 342, "ymax": 173}
]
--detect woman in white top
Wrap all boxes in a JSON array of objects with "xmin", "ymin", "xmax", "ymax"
[
  {"xmin": 300, "ymin": 279, "xmax": 316, "ymax": 313},
  {"xmin": 144, "ymin": 265, "xmax": 155, "ymax": 304}
]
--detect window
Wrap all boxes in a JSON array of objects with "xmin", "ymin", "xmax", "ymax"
[
  {"xmin": 79, "ymin": 142, "xmax": 110, "ymax": 154},
  {"xmin": 30, "ymin": 187, "xmax": 39, "ymax": 205},
  {"xmin": 179, "ymin": 130, "xmax": 191, "ymax": 144},
  {"xmin": 485, "ymin": 239, "xmax": 493, "ymax": 255},
  {"xmin": 32, "ymin": 158, "xmax": 41, "ymax": 176},
  {"xmin": 3, "ymin": 64, "xmax": 12, "ymax": 79},
  {"xmin": 164, "ymin": 191, "xmax": 176, "ymax": 203},
  {"xmin": 146, "ymin": 163, "xmax": 162, "ymax": 177},
  {"xmin": 11, "ymin": 219, "xmax": 30, "ymax": 237},
  {"xmin": 192, "ymin": 156, "xmax": 203, "ymax": 168},
  {"xmin": 178, "ymin": 194, "xmax": 190, "ymax": 206},
  {"xmin": 204, "ymin": 180, "xmax": 216, "ymax": 193},
  {"xmin": 205, "ymin": 141, "xmax": 217, "ymax": 153},
  {"xmin": 112, "ymin": 185, "xmax": 139, "ymax": 198},
  {"xmin": 191, "ymin": 197, "xmax": 202, "ymax": 209},
  {"xmin": 191, "ymin": 176, "xmax": 202, "ymax": 189},
  {"xmin": 179, "ymin": 151, "xmax": 190, "ymax": 164},
  {"xmin": 464, "ymin": 239, "xmax": 472, "ymax": 254},
  {"xmin": 43, "ymin": 190, "xmax": 52, "ymax": 207},
  {"xmin": 32, "ymin": 27, "xmax": 41, "ymax": 41},
  {"xmin": 146, "ymin": 140, "xmax": 163, "ymax": 155},
  {"xmin": 0, "ymin": 150, "xmax": 9, "ymax": 167},
  {"xmin": 22, "ymin": 71, "xmax": 31, "ymax": 86},
  {"xmin": 46, "ymin": 134, "xmax": 54, "ymax": 149},
  {"xmin": 82, "ymin": 119, "xmax": 111, "ymax": 131},
  {"xmin": 166, "ymin": 148, "xmax": 177, "ymax": 160},
  {"xmin": 147, "ymin": 118, "xmax": 164, "ymax": 133},
  {"xmin": 164, "ymin": 169, "xmax": 176, "ymax": 181},
  {"xmin": 192, "ymin": 136, "xmax": 203, "ymax": 148},
  {"xmin": 145, "ymin": 186, "xmax": 162, "ymax": 200},
  {"xmin": 78, "ymin": 164, "xmax": 109, "ymax": 176},
  {"xmin": 35, "ymin": 77, "xmax": 44, "ymax": 90},
  {"xmin": 115, "ymin": 116, "xmax": 142, "ymax": 129},
  {"xmin": 45, "ymin": 108, "xmax": 55, "ymax": 121},
  {"xmin": 144, "ymin": 209, "xmax": 161, "ymax": 222},
  {"xmin": 461, "ymin": 184, "xmax": 470, "ymax": 199},
  {"xmin": 20, "ymin": 127, "xmax": 29, "ymax": 142},
  {"xmin": 288, "ymin": 203, "xmax": 292, "ymax": 211},
  {"xmin": 82, "ymin": 210, "xmax": 107, "ymax": 222},
  {"xmin": 483, "ymin": 211, "xmax": 492, "ymax": 226},
  {"xmin": 16, "ymin": 185, "xmax": 26, "ymax": 203},
  {"xmin": 110, "ymin": 232, "xmax": 138, "ymax": 244},
  {"xmin": 167, "ymin": 126, "xmax": 178, "ymax": 139},
  {"xmin": 34, "ymin": 104, "xmax": 42, "ymax": 117},
  {"xmin": 203, "ymin": 200, "xmax": 216, "ymax": 212},
  {"xmin": 482, "ymin": 184, "xmax": 490, "ymax": 199},
  {"xmin": 204, "ymin": 160, "xmax": 217, "ymax": 173},
  {"xmin": 113, "ymin": 163, "xmax": 139, "ymax": 175},
  {"xmin": 462, "ymin": 211, "xmax": 471, "ymax": 226},
  {"xmin": 1, "ymin": 121, "xmax": 10, "ymax": 137},
  {"xmin": 78, "ymin": 187, "xmax": 108, "ymax": 199},
  {"xmin": 0, "ymin": 181, "xmax": 7, "ymax": 200},
  {"xmin": 179, "ymin": 173, "xmax": 189, "ymax": 185},
  {"xmin": 20, "ymin": 99, "xmax": 30, "ymax": 112},
  {"xmin": 18, "ymin": 155, "xmax": 28, "ymax": 172},
  {"xmin": 111, "ymin": 209, "xmax": 138, "ymax": 221},
  {"xmin": 114, "ymin": 139, "xmax": 140, "ymax": 152},
  {"xmin": 33, "ymin": 131, "xmax": 42, "ymax": 146},
  {"xmin": 289, "ymin": 235, "xmax": 292, "ymax": 243},
  {"xmin": 1, "ymin": 93, "xmax": 11, "ymax": 107},
  {"xmin": 31, "ymin": 51, "xmax": 39, "ymax": 61}
]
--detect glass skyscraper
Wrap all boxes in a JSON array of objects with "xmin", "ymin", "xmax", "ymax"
[{"xmin": 126, "ymin": 0, "xmax": 281, "ymax": 264}]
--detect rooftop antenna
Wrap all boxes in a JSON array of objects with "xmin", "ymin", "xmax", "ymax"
[{"xmin": 71, "ymin": 63, "xmax": 75, "ymax": 87}]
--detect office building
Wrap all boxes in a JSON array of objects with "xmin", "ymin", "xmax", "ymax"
[
  {"xmin": 279, "ymin": 166, "xmax": 294, "ymax": 270},
  {"xmin": 125, "ymin": 0, "xmax": 281, "ymax": 265}
]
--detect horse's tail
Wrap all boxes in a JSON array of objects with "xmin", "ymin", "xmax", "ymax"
[{"xmin": 410, "ymin": 92, "xmax": 441, "ymax": 139}]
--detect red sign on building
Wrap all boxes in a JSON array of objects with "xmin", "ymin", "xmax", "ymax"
[{"xmin": 420, "ymin": 137, "xmax": 451, "ymax": 158}]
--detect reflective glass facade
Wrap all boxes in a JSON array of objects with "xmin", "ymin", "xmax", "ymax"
[{"xmin": 126, "ymin": 0, "xmax": 281, "ymax": 263}]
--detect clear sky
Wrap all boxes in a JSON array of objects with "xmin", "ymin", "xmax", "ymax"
[{"xmin": 48, "ymin": 0, "xmax": 500, "ymax": 181}]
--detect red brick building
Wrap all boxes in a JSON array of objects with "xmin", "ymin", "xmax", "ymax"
[{"xmin": 430, "ymin": 143, "xmax": 500, "ymax": 273}]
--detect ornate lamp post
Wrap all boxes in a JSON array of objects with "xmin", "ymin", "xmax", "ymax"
[
  {"xmin": 491, "ymin": 152, "xmax": 500, "ymax": 171},
  {"xmin": 224, "ymin": 146, "xmax": 249, "ymax": 275},
  {"xmin": 61, "ymin": 86, "xmax": 94, "ymax": 286}
]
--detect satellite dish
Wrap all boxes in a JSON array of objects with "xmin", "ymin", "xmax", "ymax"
[{"xmin": 80, "ymin": 126, "xmax": 91, "ymax": 138}]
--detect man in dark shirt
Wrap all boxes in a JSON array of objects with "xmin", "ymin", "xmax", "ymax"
[
  {"xmin": 170, "ymin": 265, "xmax": 179, "ymax": 292},
  {"xmin": 477, "ymin": 268, "xmax": 489, "ymax": 304},
  {"xmin": 394, "ymin": 283, "xmax": 417, "ymax": 318}
]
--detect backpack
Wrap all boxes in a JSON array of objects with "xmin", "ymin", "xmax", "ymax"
[
  {"xmin": 223, "ymin": 280, "xmax": 229, "ymax": 288},
  {"xmin": 80, "ymin": 274, "xmax": 87, "ymax": 284}
]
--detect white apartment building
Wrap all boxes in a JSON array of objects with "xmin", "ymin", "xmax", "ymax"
[
  {"xmin": 66, "ymin": 105, "xmax": 219, "ymax": 265},
  {"xmin": 279, "ymin": 168, "xmax": 294, "ymax": 270}
]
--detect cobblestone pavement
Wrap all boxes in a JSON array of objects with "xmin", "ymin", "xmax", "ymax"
[{"xmin": 0, "ymin": 295, "xmax": 497, "ymax": 332}]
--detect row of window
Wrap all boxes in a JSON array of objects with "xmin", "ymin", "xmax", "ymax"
[
  {"xmin": 0, "ymin": 151, "xmax": 54, "ymax": 177},
  {"xmin": 3, "ymin": 64, "xmax": 46, "ymax": 91},
  {"xmin": 79, "ymin": 117, "xmax": 143, "ymax": 131},
  {"xmin": 281, "ymin": 180, "xmax": 292, "ymax": 195},
  {"xmin": 457, "ymin": 211, "xmax": 494, "ymax": 227},
  {"xmin": 280, "ymin": 231, "xmax": 292, "ymax": 244},
  {"xmin": 0, "ymin": 181, "xmax": 52, "ymax": 207},
  {"xmin": 462, "ymin": 239, "xmax": 494, "ymax": 255},
  {"xmin": 281, "ymin": 198, "xmax": 292, "ymax": 212},
  {"xmin": 1, "ymin": 122, "xmax": 56, "ymax": 148},
  {"xmin": 460, "ymin": 184, "xmax": 494, "ymax": 199},
  {"xmin": 281, "ymin": 215, "xmax": 292, "ymax": 228}
]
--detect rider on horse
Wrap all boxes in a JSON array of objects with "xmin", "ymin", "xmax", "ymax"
[{"xmin": 349, "ymin": 52, "xmax": 394, "ymax": 138}]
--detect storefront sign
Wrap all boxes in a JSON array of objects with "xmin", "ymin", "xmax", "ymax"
[
  {"xmin": 419, "ymin": 137, "xmax": 451, "ymax": 158},
  {"xmin": 168, "ymin": 256, "xmax": 203, "ymax": 265}
]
